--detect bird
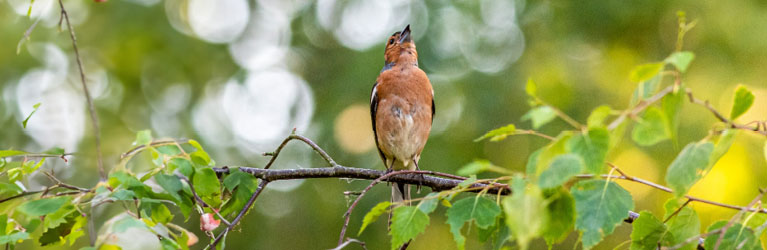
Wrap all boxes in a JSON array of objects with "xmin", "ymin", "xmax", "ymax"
[{"xmin": 370, "ymin": 24, "xmax": 434, "ymax": 208}]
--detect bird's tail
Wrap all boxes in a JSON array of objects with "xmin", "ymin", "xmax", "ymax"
[
  {"xmin": 391, "ymin": 182, "xmax": 411, "ymax": 206},
  {"xmin": 389, "ymin": 182, "xmax": 410, "ymax": 229}
]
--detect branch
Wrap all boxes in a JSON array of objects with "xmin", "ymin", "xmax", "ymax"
[
  {"xmin": 686, "ymin": 89, "xmax": 766, "ymax": 136},
  {"xmin": 205, "ymin": 134, "xmax": 762, "ymax": 249},
  {"xmin": 576, "ymin": 173, "xmax": 767, "ymax": 214},
  {"xmin": 58, "ymin": 0, "xmax": 104, "ymax": 181},
  {"xmin": 206, "ymin": 180, "xmax": 269, "ymax": 249},
  {"xmin": 212, "ymin": 166, "xmax": 504, "ymax": 195},
  {"xmin": 178, "ymin": 175, "xmax": 231, "ymax": 226},
  {"xmin": 120, "ymin": 139, "xmax": 190, "ymax": 159},
  {"xmin": 332, "ymin": 238, "xmax": 367, "ymax": 250},
  {"xmin": 338, "ymin": 170, "xmax": 434, "ymax": 246},
  {"xmin": 263, "ymin": 132, "xmax": 338, "ymax": 169},
  {"xmin": 713, "ymin": 189, "xmax": 765, "ymax": 249},
  {"xmin": 608, "ymin": 85, "xmax": 675, "ymax": 130}
]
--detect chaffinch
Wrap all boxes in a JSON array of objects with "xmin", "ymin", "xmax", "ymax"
[{"xmin": 370, "ymin": 25, "xmax": 434, "ymax": 206}]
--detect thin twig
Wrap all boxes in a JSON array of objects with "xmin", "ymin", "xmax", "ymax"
[
  {"xmin": 263, "ymin": 132, "xmax": 338, "ymax": 169},
  {"xmin": 663, "ymin": 199, "xmax": 692, "ymax": 223},
  {"xmin": 713, "ymin": 190, "xmax": 765, "ymax": 250},
  {"xmin": 669, "ymin": 228, "xmax": 722, "ymax": 250},
  {"xmin": 608, "ymin": 85, "xmax": 675, "ymax": 130},
  {"xmin": 576, "ymin": 174, "xmax": 767, "ymax": 214},
  {"xmin": 207, "ymin": 180, "xmax": 269, "ymax": 249},
  {"xmin": 58, "ymin": 0, "xmax": 104, "ymax": 181},
  {"xmin": 120, "ymin": 139, "xmax": 190, "ymax": 159},
  {"xmin": 42, "ymin": 170, "xmax": 91, "ymax": 192},
  {"xmin": 178, "ymin": 175, "xmax": 231, "ymax": 226},
  {"xmin": 337, "ymin": 170, "xmax": 433, "ymax": 246},
  {"xmin": 515, "ymin": 129, "xmax": 556, "ymax": 141},
  {"xmin": 0, "ymin": 191, "xmax": 43, "ymax": 203},
  {"xmin": 686, "ymin": 89, "xmax": 766, "ymax": 136},
  {"xmin": 331, "ymin": 238, "xmax": 368, "ymax": 250},
  {"xmin": 548, "ymin": 104, "xmax": 583, "ymax": 129},
  {"xmin": 16, "ymin": 17, "xmax": 42, "ymax": 54}
]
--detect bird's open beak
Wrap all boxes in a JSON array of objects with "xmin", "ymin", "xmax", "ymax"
[{"xmin": 399, "ymin": 24, "xmax": 412, "ymax": 43}]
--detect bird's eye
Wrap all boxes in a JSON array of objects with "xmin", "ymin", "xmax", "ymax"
[{"xmin": 388, "ymin": 38, "xmax": 394, "ymax": 45}]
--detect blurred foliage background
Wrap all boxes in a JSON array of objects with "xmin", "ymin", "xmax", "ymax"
[{"xmin": 1, "ymin": 0, "xmax": 766, "ymax": 249}]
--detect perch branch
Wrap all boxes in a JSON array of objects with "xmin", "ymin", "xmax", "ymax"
[{"xmin": 213, "ymin": 166, "xmax": 503, "ymax": 195}]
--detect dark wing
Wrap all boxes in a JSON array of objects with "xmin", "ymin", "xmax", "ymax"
[
  {"xmin": 431, "ymin": 97, "xmax": 435, "ymax": 123},
  {"xmin": 370, "ymin": 82, "xmax": 387, "ymax": 163}
]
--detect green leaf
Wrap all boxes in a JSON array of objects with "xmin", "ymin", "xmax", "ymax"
[
  {"xmin": 571, "ymin": 180, "xmax": 634, "ymax": 250},
  {"xmin": 21, "ymin": 158, "xmax": 44, "ymax": 174},
  {"xmin": 663, "ymin": 199, "xmax": 700, "ymax": 250},
  {"xmin": 161, "ymin": 237, "xmax": 182, "ymax": 250},
  {"xmin": 709, "ymin": 129, "xmax": 736, "ymax": 167},
  {"xmin": 542, "ymin": 189, "xmax": 575, "ymax": 246},
  {"xmin": 139, "ymin": 202, "xmax": 173, "ymax": 224},
  {"xmin": 40, "ymin": 213, "xmax": 86, "ymax": 246},
  {"xmin": 188, "ymin": 139, "xmax": 214, "ymax": 167},
  {"xmin": 418, "ymin": 193, "xmax": 440, "ymax": 215},
  {"xmin": 21, "ymin": 102, "xmax": 41, "ymax": 129},
  {"xmin": 168, "ymin": 158, "xmax": 194, "ymax": 177},
  {"xmin": 730, "ymin": 85, "xmax": 755, "ymax": 120},
  {"xmin": 631, "ymin": 106, "xmax": 670, "ymax": 146},
  {"xmin": 665, "ymin": 141, "xmax": 714, "ymax": 197},
  {"xmin": 17, "ymin": 196, "xmax": 70, "ymax": 217},
  {"xmin": 474, "ymin": 124, "xmax": 516, "ymax": 142},
  {"xmin": 223, "ymin": 170, "xmax": 257, "ymax": 192},
  {"xmin": 0, "ymin": 150, "xmax": 28, "ymax": 158},
  {"xmin": 109, "ymin": 189, "xmax": 136, "ymax": 201},
  {"xmin": 525, "ymin": 148, "xmax": 543, "ymax": 177},
  {"xmin": 390, "ymin": 206, "xmax": 429, "ymax": 250},
  {"xmin": 525, "ymin": 78, "xmax": 537, "ymax": 97},
  {"xmin": 176, "ymin": 230, "xmax": 190, "ymax": 250},
  {"xmin": 193, "ymin": 168, "xmax": 221, "ymax": 207},
  {"xmin": 662, "ymin": 86, "xmax": 685, "ymax": 145},
  {"xmin": 155, "ymin": 174, "xmax": 184, "ymax": 202},
  {"xmin": 448, "ymin": 196, "xmax": 502, "ymax": 250},
  {"xmin": 522, "ymin": 106, "xmax": 557, "ymax": 129},
  {"xmin": 133, "ymin": 130, "xmax": 152, "ymax": 146},
  {"xmin": 630, "ymin": 74, "xmax": 662, "ymax": 106},
  {"xmin": 702, "ymin": 221, "xmax": 761, "ymax": 250},
  {"xmin": 587, "ymin": 105, "xmax": 612, "ymax": 128},
  {"xmin": 7, "ymin": 167, "xmax": 22, "ymax": 183},
  {"xmin": 457, "ymin": 159, "xmax": 496, "ymax": 176},
  {"xmin": 630, "ymin": 211, "xmax": 672, "ymax": 250},
  {"xmin": 358, "ymin": 201, "xmax": 391, "ymax": 235},
  {"xmin": 665, "ymin": 51, "xmax": 695, "ymax": 73},
  {"xmin": 112, "ymin": 216, "xmax": 149, "ymax": 233},
  {"xmin": 537, "ymin": 154, "xmax": 583, "ymax": 189},
  {"xmin": 0, "ymin": 232, "xmax": 30, "ymax": 245},
  {"xmin": 630, "ymin": 62, "xmax": 664, "ymax": 83},
  {"xmin": 220, "ymin": 185, "xmax": 252, "ymax": 217},
  {"xmin": 503, "ymin": 184, "xmax": 547, "ymax": 250},
  {"xmin": 44, "ymin": 204, "xmax": 75, "ymax": 230},
  {"xmin": 531, "ymin": 132, "xmax": 573, "ymax": 178},
  {"xmin": 566, "ymin": 127, "xmax": 610, "ymax": 174}
]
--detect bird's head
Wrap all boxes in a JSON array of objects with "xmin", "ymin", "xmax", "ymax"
[{"xmin": 384, "ymin": 25, "xmax": 417, "ymax": 65}]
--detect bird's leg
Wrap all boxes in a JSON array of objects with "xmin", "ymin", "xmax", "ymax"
[{"xmin": 385, "ymin": 158, "xmax": 395, "ymax": 186}]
